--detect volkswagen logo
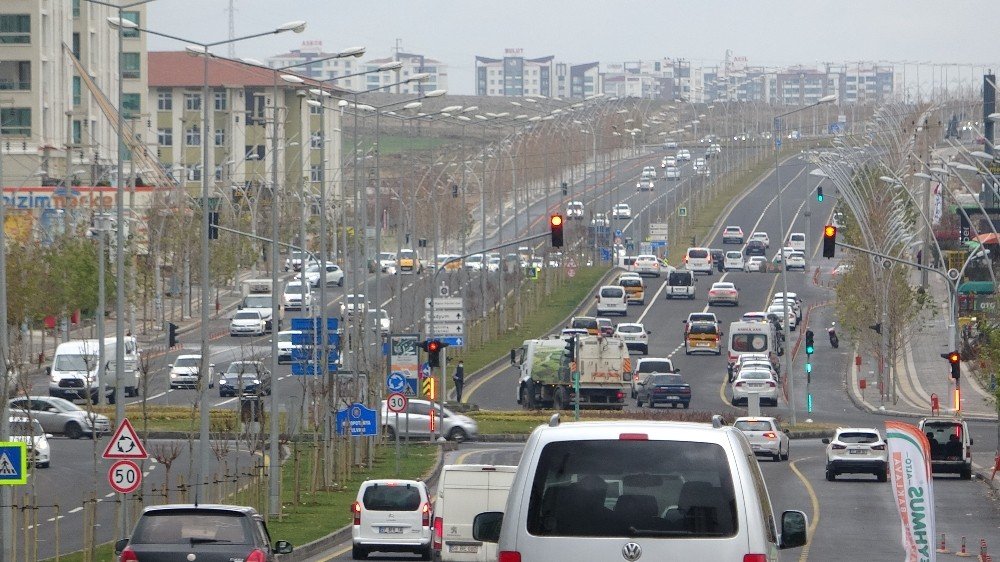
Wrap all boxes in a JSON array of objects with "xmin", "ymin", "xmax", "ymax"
[{"xmin": 621, "ymin": 542, "xmax": 642, "ymax": 561}]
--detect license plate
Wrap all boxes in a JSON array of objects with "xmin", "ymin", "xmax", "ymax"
[
  {"xmin": 849, "ymin": 449, "xmax": 866, "ymax": 455},
  {"xmin": 377, "ymin": 526, "xmax": 403, "ymax": 534},
  {"xmin": 748, "ymin": 383, "xmax": 764, "ymax": 388},
  {"xmin": 751, "ymin": 444, "xmax": 762, "ymax": 450},
  {"xmin": 450, "ymin": 545, "xmax": 479, "ymax": 553},
  {"xmin": 696, "ymin": 343, "xmax": 709, "ymax": 347},
  {"xmin": 666, "ymin": 395, "xmax": 679, "ymax": 400}
]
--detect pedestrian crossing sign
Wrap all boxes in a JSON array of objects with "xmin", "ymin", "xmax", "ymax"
[{"xmin": 0, "ymin": 442, "xmax": 27, "ymax": 485}]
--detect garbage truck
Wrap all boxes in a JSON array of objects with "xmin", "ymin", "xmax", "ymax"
[{"xmin": 514, "ymin": 335, "xmax": 631, "ymax": 410}]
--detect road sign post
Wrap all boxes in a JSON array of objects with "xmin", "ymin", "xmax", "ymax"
[
  {"xmin": 386, "ymin": 391, "xmax": 407, "ymax": 475},
  {"xmin": 108, "ymin": 459, "xmax": 142, "ymax": 494}
]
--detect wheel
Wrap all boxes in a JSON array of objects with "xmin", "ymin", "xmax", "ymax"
[
  {"xmin": 682, "ymin": 402, "xmax": 690, "ymax": 409},
  {"xmin": 636, "ymin": 396, "xmax": 643, "ymax": 407},
  {"xmin": 553, "ymin": 387, "xmax": 570, "ymax": 410},
  {"xmin": 780, "ymin": 447, "xmax": 789, "ymax": 461},
  {"xmin": 825, "ymin": 468, "xmax": 836, "ymax": 481},
  {"xmin": 877, "ymin": 470, "xmax": 888, "ymax": 483},
  {"xmin": 352, "ymin": 545, "xmax": 368, "ymax": 560},
  {"xmin": 772, "ymin": 452, "xmax": 781, "ymax": 462},
  {"xmin": 37, "ymin": 462, "xmax": 49, "ymax": 469},
  {"xmin": 65, "ymin": 422, "xmax": 84, "ymax": 440},
  {"xmin": 447, "ymin": 427, "xmax": 468, "ymax": 443},
  {"xmin": 642, "ymin": 347, "xmax": 648, "ymax": 356},
  {"xmin": 384, "ymin": 425, "xmax": 397, "ymax": 440},
  {"xmin": 338, "ymin": 277, "xmax": 344, "ymax": 287},
  {"xmin": 960, "ymin": 467, "xmax": 972, "ymax": 480},
  {"xmin": 169, "ymin": 384, "xmax": 177, "ymax": 390},
  {"xmin": 419, "ymin": 544, "xmax": 433, "ymax": 561}
]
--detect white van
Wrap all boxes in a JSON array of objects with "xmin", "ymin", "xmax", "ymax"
[
  {"xmin": 433, "ymin": 464, "xmax": 517, "ymax": 561},
  {"xmin": 788, "ymin": 232, "xmax": 806, "ymax": 252},
  {"xmin": 48, "ymin": 336, "xmax": 141, "ymax": 403},
  {"xmin": 595, "ymin": 286, "xmax": 628, "ymax": 316},
  {"xmin": 684, "ymin": 247, "xmax": 713, "ymax": 275},
  {"xmin": 727, "ymin": 321, "xmax": 781, "ymax": 373},
  {"xmin": 472, "ymin": 417, "xmax": 808, "ymax": 560}
]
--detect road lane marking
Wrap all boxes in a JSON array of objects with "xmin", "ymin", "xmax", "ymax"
[
  {"xmin": 104, "ymin": 493, "xmax": 115, "ymax": 498},
  {"xmin": 788, "ymin": 455, "xmax": 820, "ymax": 562},
  {"xmin": 68, "ymin": 507, "xmax": 82, "ymax": 514}
]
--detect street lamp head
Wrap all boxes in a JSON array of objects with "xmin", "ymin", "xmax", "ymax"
[
  {"xmin": 106, "ymin": 16, "xmax": 138, "ymax": 30},
  {"xmin": 185, "ymin": 45, "xmax": 209, "ymax": 57},
  {"xmin": 407, "ymin": 72, "xmax": 432, "ymax": 82},
  {"xmin": 337, "ymin": 100, "xmax": 349, "ymax": 108},
  {"xmin": 241, "ymin": 57, "xmax": 265, "ymax": 66},
  {"xmin": 929, "ymin": 166, "xmax": 950, "ymax": 175},
  {"xmin": 306, "ymin": 99, "xmax": 322, "ymax": 108},
  {"xmin": 424, "ymin": 89, "xmax": 447, "ymax": 98},
  {"xmin": 461, "ymin": 106, "xmax": 478, "ymax": 113},
  {"xmin": 441, "ymin": 105, "xmax": 463, "ymax": 113},
  {"xmin": 988, "ymin": 112, "xmax": 1000, "ymax": 122},
  {"xmin": 338, "ymin": 46, "xmax": 366, "ymax": 58},
  {"xmin": 457, "ymin": 115, "xmax": 472, "ymax": 121},
  {"xmin": 529, "ymin": 115, "xmax": 542, "ymax": 122},
  {"xmin": 276, "ymin": 20, "xmax": 307, "ymax": 34},
  {"xmin": 378, "ymin": 61, "xmax": 404, "ymax": 72},
  {"xmin": 970, "ymin": 151, "xmax": 993, "ymax": 160},
  {"xmin": 402, "ymin": 101, "xmax": 422, "ymax": 110},
  {"xmin": 913, "ymin": 172, "xmax": 933, "ymax": 180},
  {"xmin": 511, "ymin": 101, "xmax": 522, "ymax": 107},
  {"xmin": 817, "ymin": 94, "xmax": 838, "ymax": 104},
  {"xmin": 281, "ymin": 74, "xmax": 305, "ymax": 84},
  {"xmin": 809, "ymin": 168, "xmax": 828, "ymax": 177}
]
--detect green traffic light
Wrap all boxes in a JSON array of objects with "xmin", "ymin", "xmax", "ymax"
[
  {"xmin": 805, "ymin": 362, "xmax": 812, "ymax": 373},
  {"xmin": 806, "ymin": 344, "xmax": 814, "ymax": 354},
  {"xmin": 817, "ymin": 186, "xmax": 824, "ymax": 202},
  {"xmin": 807, "ymin": 393, "xmax": 813, "ymax": 413}
]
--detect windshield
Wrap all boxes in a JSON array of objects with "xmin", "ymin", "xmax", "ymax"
[
  {"xmin": 620, "ymin": 278, "xmax": 641, "ymax": 287},
  {"xmin": 600, "ymin": 288, "xmax": 624, "ymax": 298},
  {"xmin": 363, "ymin": 485, "xmax": 422, "ymax": 511},
  {"xmin": 399, "ymin": 251, "xmax": 415, "ymax": 260},
  {"xmin": 526, "ymin": 440, "xmax": 737, "ymax": 538},
  {"xmin": 647, "ymin": 374, "xmax": 683, "ymax": 385},
  {"xmin": 54, "ymin": 354, "xmax": 97, "ymax": 371},
  {"xmin": 617, "ymin": 325, "xmax": 643, "ymax": 334},
  {"xmin": 174, "ymin": 357, "xmax": 200, "ymax": 368},
  {"xmin": 739, "ymin": 371, "xmax": 771, "ymax": 380},
  {"xmin": 688, "ymin": 324, "xmax": 718, "ymax": 335},
  {"xmin": 131, "ymin": 511, "xmax": 252, "ymax": 545},
  {"xmin": 734, "ymin": 420, "xmax": 773, "ymax": 432},
  {"xmin": 571, "ymin": 318, "xmax": 597, "ymax": 329},
  {"xmin": 638, "ymin": 360, "xmax": 672, "ymax": 373},
  {"xmin": 731, "ymin": 333, "xmax": 768, "ymax": 352},
  {"xmin": 9, "ymin": 420, "xmax": 44, "ymax": 436},
  {"xmin": 226, "ymin": 363, "xmax": 262, "ymax": 376},
  {"xmin": 466, "ymin": 255, "xmax": 483, "ymax": 263},
  {"xmin": 669, "ymin": 272, "xmax": 692, "ymax": 285},
  {"xmin": 379, "ymin": 252, "xmax": 395, "ymax": 260},
  {"xmin": 243, "ymin": 296, "xmax": 271, "ymax": 308},
  {"xmin": 284, "ymin": 283, "xmax": 306, "ymax": 293},
  {"xmin": 687, "ymin": 249, "xmax": 708, "ymax": 259},
  {"xmin": 347, "ymin": 295, "xmax": 365, "ymax": 304},
  {"xmin": 234, "ymin": 311, "xmax": 260, "ymax": 320},
  {"xmin": 838, "ymin": 432, "xmax": 880, "ymax": 444}
]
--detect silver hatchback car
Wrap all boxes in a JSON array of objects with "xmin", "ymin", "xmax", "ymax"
[{"xmin": 379, "ymin": 399, "xmax": 478, "ymax": 442}]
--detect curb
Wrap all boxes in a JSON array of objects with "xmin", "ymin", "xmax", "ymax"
[{"xmin": 284, "ymin": 443, "xmax": 447, "ymax": 561}]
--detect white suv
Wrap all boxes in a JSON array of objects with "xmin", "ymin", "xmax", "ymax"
[
  {"xmin": 734, "ymin": 416, "xmax": 789, "ymax": 462},
  {"xmin": 823, "ymin": 427, "xmax": 888, "ymax": 482},
  {"xmin": 472, "ymin": 417, "xmax": 808, "ymax": 560},
  {"xmin": 352, "ymin": 479, "xmax": 433, "ymax": 560}
]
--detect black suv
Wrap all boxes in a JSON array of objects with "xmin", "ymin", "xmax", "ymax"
[
  {"xmin": 744, "ymin": 240, "xmax": 767, "ymax": 256},
  {"xmin": 116, "ymin": 504, "xmax": 293, "ymax": 562}
]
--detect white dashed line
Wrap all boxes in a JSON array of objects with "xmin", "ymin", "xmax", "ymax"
[{"xmin": 68, "ymin": 507, "xmax": 83, "ymax": 514}]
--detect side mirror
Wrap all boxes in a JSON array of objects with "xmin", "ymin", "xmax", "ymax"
[
  {"xmin": 821, "ymin": 438, "xmax": 831, "ymax": 444},
  {"xmin": 969, "ymin": 438, "xmax": 974, "ymax": 446},
  {"xmin": 779, "ymin": 510, "xmax": 808, "ymax": 549},
  {"xmin": 273, "ymin": 540, "xmax": 293, "ymax": 555},
  {"xmin": 682, "ymin": 319, "xmax": 688, "ymax": 323},
  {"xmin": 167, "ymin": 364, "xmax": 173, "ymax": 368},
  {"xmin": 783, "ymin": 429, "xmax": 790, "ymax": 434},
  {"xmin": 45, "ymin": 367, "xmax": 51, "ymax": 376},
  {"xmin": 646, "ymin": 330, "xmax": 652, "ymax": 335},
  {"xmin": 114, "ymin": 538, "xmax": 129, "ymax": 556},
  {"xmin": 237, "ymin": 304, "xmax": 243, "ymax": 310},
  {"xmin": 673, "ymin": 368, "xmax": 680, "ymax": 373},
  {"xmin": 45, "ymin": 433, "xmax": 54, "ymax": 439},
  {"xmin": 473, "ymin": 512, "xmax": 504, "ymax": 543}
]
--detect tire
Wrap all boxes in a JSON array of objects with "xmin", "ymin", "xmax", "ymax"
[
  {"xmin": 338, "ymin": 277, "xmax": 344, "ymax": 287},
  {"xmin": 553, "ymin": 387, "xmax": 570, "ymax": 410},
  {"xmin": 825, "ymin": 468, "xmax": 836, "ymax": 481},
  {"xmin": 352, "ymin": 545, "xmax": 368, "ymax": 560},
  {"xmin": 384, "ymin": 425, "xmax": 397, "ymax": 440},
  {"xmin": 447, "ymin": 427, "xmax": 468, "ymax": 443},
  {"xmin": 960, "ymin": 466, "xmax": 972, "ymax": 480},
  {"xmin": 419, "ymin": 544, "xmax": 433, "ymax": 561},
  {"xmin": 642, "ymin": 347, "xmax": 648, "ymax": 356},
  {"xmin": 772, "ymin": 452, "xmax": 781, "ymax": 462},
  {"xmin": 65, "ymin": 422, "xmax": 84, "ymax": 440},
  {"xmin": 37, "ymin": 462, "xmax": 50, "ymax": 469},
  {"xmin": 877, "ymin": 471, "xmax": 888, "ymax": 483},
  {"xmin": 685, "ymin": 346, "xmax": 691, "ymax": 356},
  {"xmin": 636, "ymin": 397, "xmax": 643, "ymax": 408},
  {"xmin": 521, "ymin": 385, "xmax": 535, "ymax": 410},
  {"xmin": 682, "ymin": 402, "xmax": 690, "ymax": 409},
  {"xmin": 781, "ymin": 447, "xmax": 789, "ymax": 461}
]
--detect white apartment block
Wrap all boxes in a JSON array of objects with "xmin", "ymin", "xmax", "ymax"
[
  {"xmin": 268, "ymin": 41, "xmax": 447, "ymax": 95},
  {"xmin": 0, "ymin": 0, "xmax": 148, "ymax": 187},
  {"xmin": 476, "ymin": 50, "xmax": 600, "ymax": 99}
]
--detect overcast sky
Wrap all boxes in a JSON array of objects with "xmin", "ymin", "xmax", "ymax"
[{"xmin": 147, "ymin": 0, "xmax": 1000, "ymax": 96}]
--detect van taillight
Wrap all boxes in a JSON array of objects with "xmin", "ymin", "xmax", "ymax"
[
  {"xmin": 245, "ymin": 549, "xmax": 267, "ymax": 562},
  {"xmin": 743, "ymin": 555, "xmax": 767, "ymax": 562},
  {"xmin": 872, "ymin": 444, "xmax": 886, "ymax": 451},
  {"xmin": 351, "ymin": 501, "xmax": 362, "ymax": 525},
  {"xmin": 499, "ymin": 552, "xmax": 523, "ymax": 562},
  {"xmin": 422, "ymin": 502, "xmax": 431, "ymax": 527},
  {"xmin": 433, "ymin": 516, "xmax": 443, "ymax": 549},
  {"xmin": 119, "ymin": 547, "xmax": 138, "ymax": 562}
]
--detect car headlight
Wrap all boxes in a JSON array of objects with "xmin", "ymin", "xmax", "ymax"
[
  {"xmin": 219, "ymin": 378, "xmax": 228, "ymax": 385},
  {"xmin": 251, "ymin": 379, "xmax": 261, "ymax": 385}
]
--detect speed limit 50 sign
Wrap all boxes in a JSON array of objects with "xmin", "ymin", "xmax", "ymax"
[
  {"xmin": 108, "ymin": 459, "xmax": 142, "ymax": 494},
  {"xmin": 386, "ymin": 392, "xmax": 408, "ymax": 413}
]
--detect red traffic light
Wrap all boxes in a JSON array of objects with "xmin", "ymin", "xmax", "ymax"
[{"xmin": 427, "ymin": 340, "xmax": 441, "ymax": 353}]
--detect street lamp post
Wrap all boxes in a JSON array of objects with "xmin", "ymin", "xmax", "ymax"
[{"xmin": 772, "ymin": 94, "xmax": 836, "ymax": 425}]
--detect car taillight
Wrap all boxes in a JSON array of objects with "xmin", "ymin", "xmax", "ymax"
[
  {"xmin": 767, "ymin": 381, "xmax": 776, "ymax": 388},
  {"xmin": 245, "ymin": 549, "xmax": 268, "ymax": 562},
  {"xmin": 744, "ymin": 555, "xmax": 768, "ymax": 562},
  {"xmin": 734, "ymin": 382, "xmax": 744, "ymax": 388},
  {"xmin": 872, "ymin": 444, "xmax": 886, "ymax": 451},
  {"xmin": 616, "ymin": 391, "xmax": 625, "ymax": 400},
  {"xmin": 422, "ymin": 502, "xmax": 431, "ymax": 527},
  {"xmin": 119, "ymin": 547, "xmax": 139, "ymax": 562},
  {"xmin": 619, "ymin": 433, "xmax": 648, "ymax": 440},
  {"xmin": 832, "ymin": 444, "xmax": 846, "ymax": 450},
  {"xmin": 763, "ymin": 432, "xmax": 777, "ymax": 439},
  {"xmin": 351, "ymin": 501, "xmax": 362, "ymax": 525},
  {"xmin": 499, "ymin": 552, "xmax": 522, "ymax": 562},
  {"xmin": 433, "ymin": 516, "xmax": 443, "ymax": 549}
]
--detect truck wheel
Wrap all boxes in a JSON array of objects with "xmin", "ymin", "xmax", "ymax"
[
  {"xmin": 520, "ymin": 385, "xmax": 535, "ymax": 410},
  {"xmin": 553, "ymin": 387, "xmax": 570, "ymax": 410}
]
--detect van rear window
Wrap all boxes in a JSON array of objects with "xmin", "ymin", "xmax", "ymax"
[
  {"xmin": 600, "ymin": 288, "xmax": 624, "ymax": 298},
  {"xmin": 619, "ymin": 278, "xmax": 641, "ymax": 287},
  {"xmin": 526, "ymin": 440, "xmax": 737, "ymax": 538},
  {"xmin": 668, "ymin": 272, "xmax": 692, "ymax": 285},
  {"xmin": 572, "ymin": 318, "xmax": 598, "ymax": 329},
  {"xmin": 731, "ymin": 334, "xmax": 768, "ymax": 353},
  {"xmin": 687, "ymin": 249, "xmax": 709, "ymax": 259},
  {"xmin": 688, "ymin": 324, "xmax": 718, "ymax": 335},
  {"xmin": 363, "ymin": 485, "xmax": 421, "ymax": 511}
]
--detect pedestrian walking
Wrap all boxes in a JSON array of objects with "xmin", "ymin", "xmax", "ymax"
[{"xmin": 453, "ymin": 361, "xmax": 465, "ymax": 403}]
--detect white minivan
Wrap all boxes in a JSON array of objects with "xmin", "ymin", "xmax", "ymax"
[
  {"xmin": 433, "ymin": 464, "xmax": 517, "ymax": 561},
  {"xmin": 472, "ymin": 417, "xmax": 808, "ymax": 561},
  {"xmin": 595, "ymin": 286, "xmax": 628, "ymax": 316},
  {"xmin": 788, "ymin": 232, "xmax": 806, "ymax": 252},
  {"xmin": 684, "ymin": 247, "xmax": 714, "ymax": 275}
]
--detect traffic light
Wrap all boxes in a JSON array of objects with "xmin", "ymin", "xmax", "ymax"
[
  {"xmin": 419, "ymin": 339, "xmax": 449, "ymax": 368},
  {"xmin": 822, "ymin": 225, "xmax": 837, "ymax": 258},
  {"xmin": 561, "ymin": 182, "xmax": 568, "ymax": 196},
  {"xmin": 805, "ymin": 329, "xmax": 814, "ymax": 355},
  {"xmin": 550, "ymin": 214, "xmax": 564, "ymax": 248},
  {"xmin": 167, "ymin": 322, "xmax": 178, "ymax": 348},
  {"xmin": 564, "ymin": 335, "xmax": 576, "ymax": 362},
  {"xmin": 816, "ymin": 186, "xmax": 824, "ymax": 202},
  {"xmin": 941, "ymin": 351, "xmax": 960, "ymax": 379},
  {"xmin": 452, "ymin": 184, "xmax": 459, "ymax": 198},
  {"xmin": 208, "ymin": 211, "xmax": 220, "ymax": 240}
]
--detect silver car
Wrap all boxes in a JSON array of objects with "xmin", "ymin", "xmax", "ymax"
[
  {"xmin": 8, "ymin": 396, "xmax": 111, "ymax": 439},
  {"xmin": 730, "ymin": 369, "xmax": 779, "ymax": 406},
  {"xmin": 379, "ymin": 399, "xmax": 478, "ymax": 442},
  {"xmin": 734, "ymin": 416, "xmax": 790, "ymax": 462}
]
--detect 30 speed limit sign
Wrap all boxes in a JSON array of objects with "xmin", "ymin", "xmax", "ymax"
[
  {"xmin": 386, "ymin": 392, "xmax": 408, "ymax": 413},
  {"xmin": 108, "ymin": 459, "xmax": 142, "ymax": 494}
]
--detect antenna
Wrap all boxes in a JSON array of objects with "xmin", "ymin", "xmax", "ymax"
[{"xmin": 227, "ymin": 0, "xmax": 236, "ymax": 58}]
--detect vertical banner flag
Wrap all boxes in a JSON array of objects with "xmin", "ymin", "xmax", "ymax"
[{"xmin": 885, "ymin": 421, "xmax": 936, "ymax": 562}]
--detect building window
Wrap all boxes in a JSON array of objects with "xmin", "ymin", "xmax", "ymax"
[
  {"xmin": 157, "ymin": 128, "xmax": 172, "ymax": 146},
  {"xmin": 121, "ymin": 93, "xmax": 140, "ymax": 118},
  {"xmin": 185, "ymin": 124, "xmax": 201, "ymax": 146},
  {"xmin": 157, "ymin": 90, "xmax": 172, "ymax": 111},
  {"xmin": 121, "ymin": 11, "xmax": 139, "ymax": 38},
  {"xmin": 214, "ymin": 91, "xmax": 227, "ymax": 111},
  {"xmin": 215, "ymin": 128, "xmax": 226, "ymax": 146},
  {"xmin": 72, "ymin": 0, "xmax": 81, "ymax": 17},
  {"xmin": 215, "ymin": 166, "xmax": 223, "ymax": 180},
  {"xmin": 72, "ymin": 76, "xmax": 81, "ymax": 105},
  {"xmin": 187, "ymin": 165, "xmax": 201, "ymax": 181},
  {"xmin": 121, "ymin": 52, "xmax": 141, "ymax": 79},
  {"xmin": 310, "ymin": 165, "xmax": 323, "ymax": 182},
  {"xmin": 310, "ymin": 132, "xmax": 322, "ymax": 148},
  {"xmin": 245, "ymin": 145, "xmax": 265, "ymax": 161},
  {"xmin": 184, "ymin": 93, "xmax": 201, "ymax": 111},
  {"xmin": 310, "ymin": 102, "xmax": 322, "ymax": 115},
  {"xmin": 0, "ymin": 108, "xmax": 31, "ymax": 136},
  {"xmin": 72, "ymin": 33, "xmax": 80, "ymax": 59},
  {"xmin": 0, "ymin": 15, "xmax": 30, "ymax": 44},
  {"xmin": 72, "ymin": 120, "xmax": 82, "ymax": 144},
  {"xmin": 0, "ymin": 61, "xmax": 31, "ymax": 91}
]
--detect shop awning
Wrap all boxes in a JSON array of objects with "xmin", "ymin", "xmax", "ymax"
[{"xmin": 957, "ymin": 281, "xmax": 994, "ymax": 294}]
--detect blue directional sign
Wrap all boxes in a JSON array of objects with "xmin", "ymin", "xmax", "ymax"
[
  {"xmin": 0, "ymin": 442, "xmax": 27, "ymax": 485},
  {"xmin": 439, "ymin": 336, "xmax": 464, "ymax": 347},
  {"xmin": 419, "ymin": 362, "xmax": 431, "ymax": 379},
  {"xmin": 334, "ymin": 402, "xmax": 378, "ymax": 436},
  {"xmin": 600, "ymin": 248, "xmax": 612, "ymax": 262},
  {"xmin": 386, "ymin": 372, "xmax": 407, "ymax": 393},
  {"xmin": 614, "ymin": 229, "xmax": 623, "ymax": 237},
  {"xmin": 291, "ymin": 317, "xmax": 340, "ymax": 331}
]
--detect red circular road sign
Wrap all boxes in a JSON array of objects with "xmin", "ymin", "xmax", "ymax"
[
  {"xmin": 108, "ymin": 459, "xmax": 142, "ymax": 494},
  {"xmin": 386, "ymin": 392, "xmax": 408, "ymax": 413}
]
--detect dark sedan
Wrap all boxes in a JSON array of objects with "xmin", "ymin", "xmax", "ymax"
[
  {"xmin": 219, "ymin": 361, "xmax": 271, "ymax": 397},
  {"xmin": 115, "ymin": 504, "xmax": 293, "ymax": 562},
  {"xmin": 744, "ymin": 240, "xmax": 767, "ymax": 257},
  {"xmin": 635, "ymin": 373, "xmax": 692, "ymax": 409}
]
